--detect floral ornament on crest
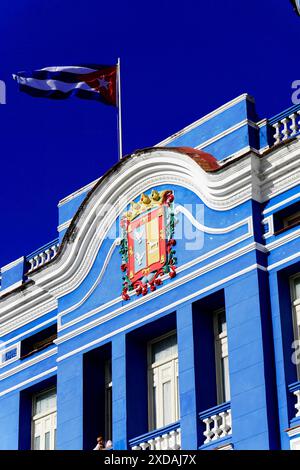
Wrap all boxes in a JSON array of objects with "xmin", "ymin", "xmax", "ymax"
[{"xmin": 120, "ymin": 189, "xmax": 177, "ymax": 300}]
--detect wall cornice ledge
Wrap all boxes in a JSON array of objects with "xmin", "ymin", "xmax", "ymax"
[{"xmin": 0, "ymin": 283, "xmax": 57, "ymax": 337}]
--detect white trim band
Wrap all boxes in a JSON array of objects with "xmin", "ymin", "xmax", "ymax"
[{"xmin": 0, "ymin": 367, "xmax": 57, "ymax": 397}]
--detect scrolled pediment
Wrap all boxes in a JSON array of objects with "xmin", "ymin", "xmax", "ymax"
[{"xmin": 27, "ymin": 147, "xmax": 259, "ymax": 301}]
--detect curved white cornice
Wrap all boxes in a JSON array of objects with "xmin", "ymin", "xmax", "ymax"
[
  {"xmin": 28, "ymin": 145, "xmax": 300, "ymax": 303},
  {"xmin": 260, "ymin": 140, "xmax": 300, "ymax": 201},
  {"xmin": 2, "ymin": 142, "xmax": 300, "ymax": 334},
  {"xmin": 0, "ymin": 282, "xmax": 57, "ymax": 336},
  {"xmin": 28, "ymin": 150, "xmax": 258, "ymax": 300}
]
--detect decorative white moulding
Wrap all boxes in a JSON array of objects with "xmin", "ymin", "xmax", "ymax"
[
  {"xmin": 294, "ymin": 389, "xmax": 300, "ymax": 418},
  {"xmin": 272, "ymin": 111, "xmax": 300, "ymax": 145},
  {"xmin": 131, "ymin": 427, "xmax": 181, "ymax": 450},
  {"xmin": 28, "ymin": 243, "xmax": 59, "ymax": 273},
  {"xmin": 199, "ymin": 403, "xmax": 232, "ymax": 445}
]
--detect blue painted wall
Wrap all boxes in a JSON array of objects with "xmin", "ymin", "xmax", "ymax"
[{"xmin": 1, "ymin": 96, "xmax": 300, "ymax": 451}]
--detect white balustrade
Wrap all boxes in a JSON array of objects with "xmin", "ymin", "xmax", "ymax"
[
  {"xmin": 27, "ymin": 243, "xmax": 59, "ymax": 273},
  {"xmin": 202, "ymin": 409, "xmax": 232, "ymax": 444},
  {"xmin": 131, "ymin": 428, "xmax": 181, "ymax": 450},
  {"xmin": 272, "ymin": 111, "xmax": 300, "ymax": 145},
  {"xmin": 294, "ymin": 389, "xmax": 300, "ymax": 418}
]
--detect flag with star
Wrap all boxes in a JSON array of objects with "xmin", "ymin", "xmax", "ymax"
[{"xmin": 12, "ymin": 64, "xmax": 117, "ymax": 106}]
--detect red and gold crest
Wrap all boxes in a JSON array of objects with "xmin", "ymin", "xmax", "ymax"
[{"xmin": 120, "ymin": 189, "xmax": 177, "ymax": 300}]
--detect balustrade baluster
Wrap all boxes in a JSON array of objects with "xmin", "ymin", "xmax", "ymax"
[
  {"xmin": 140, "ymin": 442, "xmax": 150, "ymax": 450},
  {"xmin": 148, "ymin": 439, "xmax": 156, "ymax": 450},
  {"xmin": 203, "ymin": 417, "xmax": 214, "ymax": 443},
  {"xmin": 34, "ymin": 255, "xmax": 39, "ymax": 269},
  {"xmin": 154, "ymin": 435, "xmax": 163, "ymax": 450},
  {"xmin": 211, "ymin": 414, "xmax": 222, "ymax": 440},
  {"xmin": 273, "ymin": 122, "xmax": 281, "ymax": 145},
  {"xmin": 169, "ymin": 430, "xmax": 177, "ymax": 449},
  {"xmin": 51, "ymin": 244, "xmax": 58, "ymax": 257},
  {"xmin": 294, "ymin": 390, "xmax": 300, "ymax": 417},
  {"xmin": 282, "ymin": 117, "xmax": 292, "ymax": 141},
  {"xmin": 39, "ymin": 252, "xmax": 46, "ymax": 265},
  {"xmin": 28, "ymin": 258, "xmax": 35, "ymax": 272},
  {"xmin": 290, "ymin": 113, "xmax": 299, "ymax": 136},
  {"xmin": 176, "ymin": 429, "xmax": 181, "ymax": 449},
  {"xmin": 45, "ymin": 249, "xmax": 51, "ymax": 263},
  {"xmin": 227, "ymin": 409, "xmax": 232, "ymax": 430},
  {"xmin": 219, "ymin": 411, "xmax": 231, "ymax": 437},
  {"xmin": 161, "ymin": 433, "xmax": 169, "ymax": 450},
  {"xmin": 131, "ymin": 427, "xmax": 181, "ymax": 450}
]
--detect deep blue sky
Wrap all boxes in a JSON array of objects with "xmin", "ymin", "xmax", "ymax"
[{"xmin": 0, "ymin": 0, "xmax": 299, "ymax": 267}]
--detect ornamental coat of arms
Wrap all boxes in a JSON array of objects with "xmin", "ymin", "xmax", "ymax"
[{"xmin": 120, "ymin": 189, "xmax": 177, "ymax": 300}]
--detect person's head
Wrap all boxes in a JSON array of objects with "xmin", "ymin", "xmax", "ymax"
[{"xmin": 97, "ymin": 435, "xmax": 104, "ymax": 446}]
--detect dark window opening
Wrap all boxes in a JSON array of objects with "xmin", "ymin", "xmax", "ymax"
[
  {"xmin": 273, "ymin": 201, "xmax": 300, "ymax": 235},
  {"xmin": 192, "ymin": 289, "xmax": 226, "ymax": 411},
  {"xmin": 104, "ymin": 359, "xmax": 112, "ymax": 442},
  {"xmin": 83, "ymin": 343, "xmax": 112, "ymax": 450},
  {"xmin": 20, "ymin": 324, "xmax": 57, "ymax": 359}
]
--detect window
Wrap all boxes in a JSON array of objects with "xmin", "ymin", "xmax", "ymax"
[
  {"xmin": 214, "ymin": 309, "xmax": 230, "ymax": 404},
  {"xmin": 290, "ymin": 437, "xmax": 300, "ymax": 450},
  {"xmin": 32, "ymin": 388, "xmax": 57, "ymax": 450},
  {"xmin": 21, "ymin": 324, "xmax": 57, "ymax": 359},
  {"xmin": 273, "ymin": 201, "xmax": 300, "ymax": 234},
  {"xmin": 104, "ymin": 359, "xmax": 112, "ymax": 442},
  {"xmin": 283, "ymin": 211, "xmax": 300, "ymax": 229},
  {"xmin": 291, "ymin": 276, "xmax": 300, "ymax": 379},
  {"xmin": 148, "ymin": 332, "xmax": 179, "ymax": 430}
]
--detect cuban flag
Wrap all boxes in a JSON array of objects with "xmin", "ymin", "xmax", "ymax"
[{"xmin": 13, "ymin": 64, "xmax": 117, "ymax": 106}]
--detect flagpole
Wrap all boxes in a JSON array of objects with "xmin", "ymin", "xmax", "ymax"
[{"xmin": 117, "ymin": 57, "xmax": 123, "ymax": 160}]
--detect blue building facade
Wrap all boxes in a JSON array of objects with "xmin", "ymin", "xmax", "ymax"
[{"xmin": 1, "ymin": 93, "xmax": 300, "ymax": 450}]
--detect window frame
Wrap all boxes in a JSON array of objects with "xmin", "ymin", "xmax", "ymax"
[
  {"xmin": 147, "ymin": 330, "xmax": 179, "ymax": 431},
  {"xmin": 104, "ymin": 358, "xmax": 112, "ymax": 442},
  {"xmin": 290, "ymin": 274, "xmax": 300, "ymax": 380},
  {"xmin": 283, "ymin": 211, "xmax": 300, "ymax": 229},
  {"xmin": 213, "ymin": 308, "xmax": 230, "ymax": 405},
  {"xmin": 273, "ymin": 202, "xmax": 300, "ymax": 235},
  {"xmin": 21, "ymin": 324, "xmax": 57, "ymax": 360},
  {"xmin": 31, "ymin": 387, "xmax": 57, "ymax": 450}
]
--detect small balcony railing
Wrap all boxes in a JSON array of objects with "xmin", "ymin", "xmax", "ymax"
[
  {"xmin": 129, "ymin": 422, "xmax": 181, "ymax": 450},
  {"xmin": 199, "ymin": 402, "xmax": 232, "ymax": 445},
  {"xmin": 26, "ymin": 239, "xmax": 59, "ymax": 273},
  {"xmin": 289, "ymin": 381, "xmax": 300, "ymax": 421},
  {"xmin": 272, "ymin": 112, "xmax": 300, "ymax": 145},
  {"xmin": 268, "ymin": 104, "xmax": 300, "ymax": 146}
]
